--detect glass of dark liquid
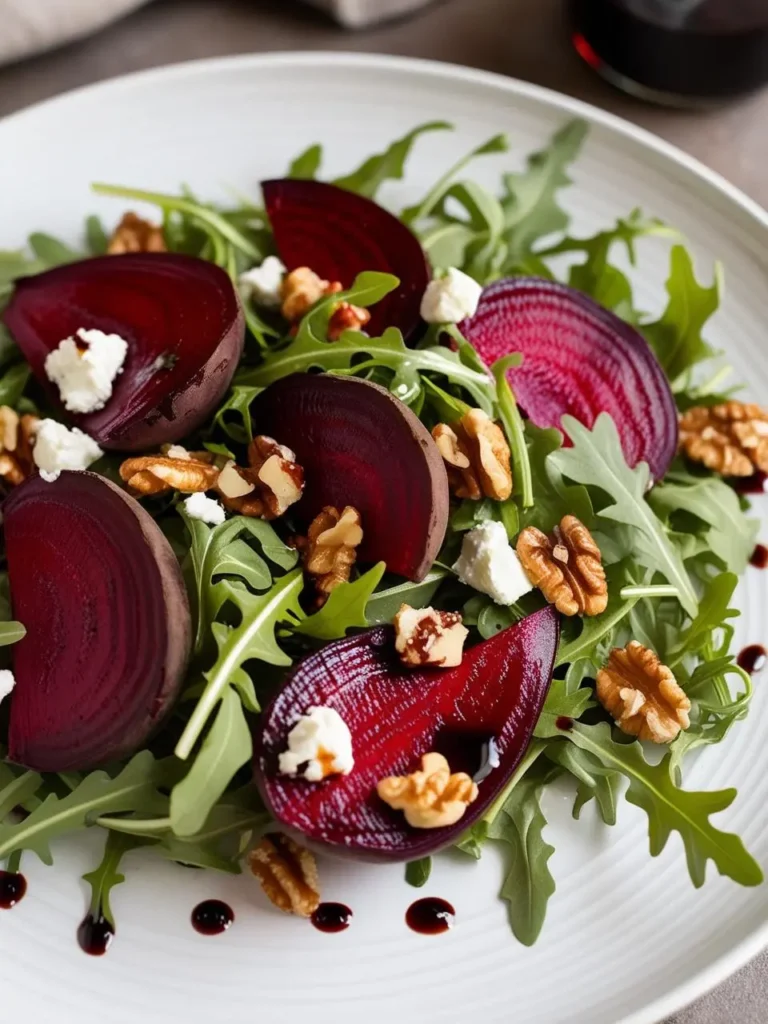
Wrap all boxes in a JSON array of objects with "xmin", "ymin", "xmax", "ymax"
[{"xmin": 569, "ymin": 0, "xmax": 768, "ymax": 103}]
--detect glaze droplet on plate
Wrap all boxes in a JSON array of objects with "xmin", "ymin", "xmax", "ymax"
[
  {"xmin": 191, "ymin": 899, "xmax": 234, "ymax": 936},
  {"xmin": 77, "ymin": 913, "xmax": 114, "ymax": 956},
  {"xmin": 311, "ymin": 902, "xmax": 353, "ymax": 933},
  {"xmin": 737, "ymin": 645, "xmax": 767, "ymax": 675},
  {"xmin": 0, "ymin": 871, "xmax": 27, "ymax": 910},
  {"xmin": 406, "ymin": 897, "xmax": 456, "ymax": 935}
]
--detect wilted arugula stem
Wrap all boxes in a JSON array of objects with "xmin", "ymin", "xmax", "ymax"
[
  {"xmin": 5, "ymin": 849, "xmax": 21, "ymax": 874},
  {"xmin": 96, "ymin": 816, "xmax": 172, "ymax": 836},
  {"xmin": 492, "ymin": 355, "xmax": 533, "ymax": 508}
]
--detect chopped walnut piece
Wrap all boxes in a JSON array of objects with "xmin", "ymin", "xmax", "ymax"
[
  {"xmin": 107, "ymin": 212, "xmax": 166, "ymax": 254},
  {"xmin": 297, "ymin": 506, "xmax": 363, "ymax": 604},
  {"xmin": 119, "ymin": 451, "xmax": 219, "ymax": 496},
  {"xmin": 280, "ymin": 266, "xmax": 342, "ymax": 322},
  {"xmin": 248, "ymin": 834, "xmax": 321, "ymax": 917},
  {"xmin": 0, "ymin": 407, "xmax": 39, "ymax": 488},
  {"xmin": 432, "ymin": 408, "xmax": 512, "ymax": 501},
  {"xmin": 327, "ymin": 302, "xmax": 371, "ymax": 341},
  {"xmin": 245, "ymin": 435, "xmax": 304, "ymax": 519},
  {"xmin": 377, "ymin": 752, "xmax": 479, "ymax": 829},
  {"xmin": 596, "ymin": 641, "xmax": 691, "ymax": 744},
  {"xmin": 679, "ymin": 401, "xmax": 768, "ymax": 477},
  {"xmin": 217, "ymin": 460, "xmax": 256, "ymax": 500},
  {"xmin": 393, "ymin": 604, "xmax": 468, "ymax": 668},
  {"xmin": 516, "ymin": 514, "xmax": 608, "ymax": 617}
]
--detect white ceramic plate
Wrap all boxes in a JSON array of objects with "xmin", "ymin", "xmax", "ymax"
[{"xmin": 1, "ymin": 52, "xmax": 768, "ymax": 1024}]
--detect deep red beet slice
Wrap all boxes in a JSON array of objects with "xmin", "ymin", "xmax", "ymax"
[
  {"xmin": 3, "ymin": 253, "xmax": 244, "ymax": 451},
  {"xmin": 256, "ymin": 607, "xmax": 558, "ymax": 861},
  {"xmin": 251, "ymin": 373, "xmax": 448, "ymax": 582},
  {"xmin": 257, "ymin": 608, "xmax": 559, "ymax": 860},
  {"xmin": 461, "ymin": 277, "xmax": 678, "ymax": 481},
  {"xmin": 4, "ymin": 472, "xmax": 191, "ymax": 772},
  {"xmin": 262, "ymin": 179, "xmax": 429, "ymax": 339}
]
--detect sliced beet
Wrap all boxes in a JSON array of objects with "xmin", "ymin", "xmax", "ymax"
[
  {"xmin": 3, "ymin": 253, "xmax": 244, "ymax": 451},
  {"xmin": 262, "ymin": 179, "xmax": 429, "ymax": 339},
  {"xmin": 251, "ymin": 373, "xmax": 448, "ymax": 582},
  {"xmin": 256, "ymin": 606, "xmax": 559, "ymax": 861},
  {"xmin": 461, "ymin": 277, "xmax": 678, "ymax": 481},
  {"xmin": 4, "ymin": 472, "xmax": 191, "ymax": 772}
]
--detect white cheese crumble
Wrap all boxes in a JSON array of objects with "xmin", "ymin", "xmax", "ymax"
[
  {"xmin": 33, "ymin": 419, "xmax": 103, "ymax": 483},
  {"xmin": 453, "ymin": 520, "xmax": 534, "ymax": 606},
  {"xmin": 0, "ymin": 669, "xmax": 15, "ymax": 706},
  {"xmin": 44, "ymin": 328, "xmax": 128, "ymax": 414},
  {"xmin": 420, "ymin": 267, "xmax": 483, "ymax": 324},
  {"xmin": 183, "ymin": 492, "xmax": 226, "ymax": 526},
  {"xmin": 279, "ymin": 706, "xmax": 354, "ymax": 782},
  {"xmin": 166, "ymin": 445, "xmax": 191, "ymax": 461},
  {"xmin": 239, "ymin": 256, "xmax": 287, "ymax": 308}
]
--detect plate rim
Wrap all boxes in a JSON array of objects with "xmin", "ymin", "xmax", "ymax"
[{"xmin": 2, "ymin": 48, "xmax": 767, "ymax": 1024}]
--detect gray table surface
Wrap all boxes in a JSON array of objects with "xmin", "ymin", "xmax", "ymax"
[{"xmin": 0, "ymin": 1, "xmax": 766, "ymax": 1021}]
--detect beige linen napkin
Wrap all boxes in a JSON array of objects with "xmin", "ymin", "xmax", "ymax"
[{"xmin": 0, "ymin": 0, "xmax": 433, "ymax": 66}]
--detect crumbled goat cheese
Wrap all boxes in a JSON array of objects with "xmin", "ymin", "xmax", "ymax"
[
  {"xmin": 453, "ymin": 520, "xmax": 534, "ymax": 605},
  {"xmin": 32, "ymin": 419, "xmax": 103, "ymax": 483},
  {"xmin": 0, "ymin": 669, "xmax": 15, "ymax": 707},
  {"xmin": 279, "ymin": 706, "xmax": 354, "ymax": 782},
  {"xmin": 183, "ymin": 492, "xmax": 226, "ymax": 526},
  {"xmin": 420, "ymin": 267, "xmax": 483, "ymax": 324},
  {"xmin": 239, "ymin": 256, "xmax": 287, "ymax": 308},
  {"xmin": 44, "ymin": 328, "xmax": 128, "ymax": 414}
]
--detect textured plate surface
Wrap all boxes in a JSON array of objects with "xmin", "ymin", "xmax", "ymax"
[{"xmin": 1, "ymin": 52, "xmax": 767, "ymax": 1024}]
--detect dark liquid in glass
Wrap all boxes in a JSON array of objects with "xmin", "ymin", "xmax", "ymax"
[{"xmin": 570, "ymin": 0, "xmax": 768, "ymax": 101}]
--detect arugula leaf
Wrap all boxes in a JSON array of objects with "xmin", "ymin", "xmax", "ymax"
[
  {"xmin": 402, "ymin": 133, "xmax": 508, "ymax": 225},
  {"xmin": 214, "ymin": 385, "xmax": 259, "ymax": 444},
  {"xmin": 551, "ymin": 414, "xmax": 698, "ymax": 616},
  {"xmin": 555, "ymin": 571, "xmax": 638, "ymax": 666},
  {"xmin": 294, "ymin": 562, "xmax": 386, "ymax": 640},
  {"xmin": 501, "ymin": 119, "xmax": 588, "ymax": 264},
  {"xmin": 519, "ymin": 422, "xmax": 593, "ymax": 534},
  {"xmin": 405, "ymin": 857, "xmax": 432, "ymax": 888},
  {"xmin": 181, "ymin": 512, "xmax": 297, "ymax": 654},
  {"xmin": 83, "ymin": 831, "xmax": 151, "ymax": 927},
  {"xmin": 561, "ymin": 722, "xmax": 763, "ymax": 887},
  {"xmin": 487, "ymin": 770, "xmax": 557, "ymax": 946},
  {"xmin": 333, "ymin": 122, "xmax": 451, "ymax": 199},
  {"xmin": 85, "ymin": 214, "xmax": 109, "ymax": 255},
  {"xmin": 28, "ymin": 232, "xmax": 80, "ymax": 267},
  {"xmin": 668, "ymin": 573, "xmax": 738, "ymax": 666},
  {"xmin": 642, "ymin": 245, "xmax": 721, "ymax": 384},
  {"xmin": 0, "ymin": 620, "xmax": 25, "ymax": 646},
  {"xmin": 365, "ymin": 569, "xmax": 449, "ymax": 626},
  {"xmin": 0, "ymin": 362, "xmax": 31, "ymax": 407},
  {"xmin": 170, "ymin": 686, "xmax": 253, "ymax": 837},
  {"xmin": 546, "ymin": 742, "xmax": 621, "ymax": 825},
  {"xmin": 534, "ymin": 677, "xmax": 594, "ymax": 738},
  {"xmin": 237, "ymin": 272, "xmax": 493, "ymax": 408},
  {"xmin": 493, "ymin": 356, "xmax": 533, "ymax": 507},
  {"xmin": 0, "ymin": 771, "xmax": 43, "ymax": 821},
  {"xmin": 288, "ymin": 144, "xmax": 323, "ymax": 180},
  {"xmin": 0, "ymin": 752, "xmax": 165, "ymax": 864},
  {"xmin": 649, "ymin": 471, "xmax": 757, "ymax": 574},
  {"xmin": 176, "ymin": 569, "xmax": 304, "ymax": 760}
]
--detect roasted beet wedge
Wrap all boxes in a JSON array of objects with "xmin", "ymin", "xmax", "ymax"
[
  {"xmin": 461, "ymin": 277, "xmax": 678, "ymax": 481},
  {"xmin": 256, "ymin": 607, "xmax": 558, "ymax": 861},
  {"xmin": 262, "ymin": 179, "xmax": 429, "ymax": 339},
  {"xmin": 3, "ymin": 253, "xmax": 244, "ymax": 451},
  {"xmin": 252, "ymin": 373, "xmax": 448, "ymax": 581},
  {"xmin": 4, "ymin": 472, "xmax": 191, "ymax": 772}
]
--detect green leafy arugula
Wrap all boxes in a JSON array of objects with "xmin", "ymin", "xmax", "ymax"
[
  {"xmin": 550, "ymin": 414, "xmax": 698, "ymax": 616},
  {"xmin": 561, "ymin": 722, "xmax": 763, "ymax": 887},
  {"xmin": 405, "ymin": 857, "xmax": 432, "ymax": 888},
  {"xmin": 0, "ymin": 620, "xmax": 26, "ymax": 646},
  {"xmin": 83, "ymin": 832, "xmax": 152, "ymax": 928},
  {"xmin": 365, "ymin": 569, "xmax": 450, "ymax": 626},
  {"xmin": 293, "ymin": 562, "xmax": 386, "ymax": 641},
  {"xmin": 333, "ymin": 122, "xmax": 451, "ymax": 199}
]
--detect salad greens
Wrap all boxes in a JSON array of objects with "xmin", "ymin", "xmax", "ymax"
[{"xmin": 0, "ymin": 118, "xmax": 763, "ymax": 949}]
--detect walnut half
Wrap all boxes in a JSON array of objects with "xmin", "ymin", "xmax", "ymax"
[
  {"xmin": 432, "ymin": 408, "xmax": 512, "ymax": 501},
  {"xmin": 248, "ymin": 833, "xmax": 320, "ymax": 917},
  {"xmin": 377, "ymin": 752, "xmax": 478, "ymax": 829},
  {"xmin": 107, "ymin": 212, "xmax": 166, "ymax": 254},
  {"xmin": 296, "ymin": 506, "xmax": 363, "ymax": 605},
  {"xmin": 0, "ymin": 406, "xmax": 38, "ymax": 488},
  {"xmin": 516, "ymin": 514, "xmax": 608, "ymax": 617},
  {"xmin": 596, "ymin": 642, "xmax": 691, "ymax": 744},
  {"xmin": 679, "ymin": 400, "xmax": 768, "ymax": 477}
]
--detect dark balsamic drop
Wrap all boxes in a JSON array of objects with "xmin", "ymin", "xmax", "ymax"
[
  {"xmin": 734, "ymin": 472, "xmax": 768, "ymax": 495},
  {"xmin": 77, "ymin": 913, "xmax": 114, "ymax": 956},
  {"xmin": 0, "ymin": 871, "xmax": 27, "ymax": 909},
  {"xmin": 406, "ymin": 897, "xmax": 455, "ymax": 935},
  {"xmin": 737, "ymin": 644, "xmax": 767, "ymax": 675},
  {"xmin": 750, "ymin": 544, "xmax": 768, "ymax": 569},
  {"xmin": 556, "ymin": 716, "xmax": 574, "ymax": 731},
  {"xmin": 311, "ymin": 902, "xmax": 353, "ymax": 933},
  {"xmin": 191, "ymin": 899, "xmax": 234, "ymax": 936}
]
